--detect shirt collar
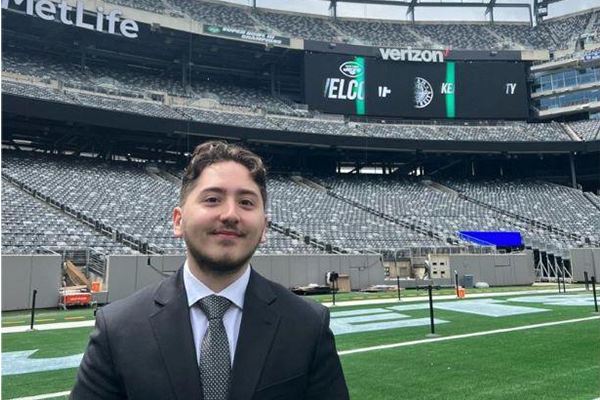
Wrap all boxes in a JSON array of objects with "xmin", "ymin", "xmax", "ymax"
[{"xmin": 183, "ymin": 261, "xmax": 250, "ymax": 310}]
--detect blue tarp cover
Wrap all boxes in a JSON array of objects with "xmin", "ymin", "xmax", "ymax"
[{"xmin": 459, "ymin": 231, "xmax": 523, "ymax": 246}]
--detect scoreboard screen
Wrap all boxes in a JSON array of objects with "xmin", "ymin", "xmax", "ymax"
[{"xmin": 304, "ymin": 53, "xmax": 530, "ymax": 119}]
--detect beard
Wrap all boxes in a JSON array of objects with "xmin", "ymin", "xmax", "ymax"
[{"xmin": 184, "ymin": 234, "xmax": 260, "ymax": 276}]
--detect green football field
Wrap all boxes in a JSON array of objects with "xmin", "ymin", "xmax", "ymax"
[{"xmin": 2, "ymin": 291, "xmax": 599, "ymax": 400}]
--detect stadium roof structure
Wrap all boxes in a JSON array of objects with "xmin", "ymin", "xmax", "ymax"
[{"xmin": 299, "ymin": 0, "xmax": 571, "ymax": 25}]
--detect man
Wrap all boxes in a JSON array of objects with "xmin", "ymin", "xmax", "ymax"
[{"xmin": 71, "ymin": 141, "xmax": 349, "ymax": 400}]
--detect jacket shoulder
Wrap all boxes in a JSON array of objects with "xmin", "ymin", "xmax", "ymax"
[
  {"xmin": 101, "ymin": 268, "xmax": 183, "ymax": 321},
  {"xmin": 99, "ymin": 279, "xmax": 164, "ymax": 324},
  {"xmin": 264, "ymin": 278, "xmax": 328, "ymax": 321}
]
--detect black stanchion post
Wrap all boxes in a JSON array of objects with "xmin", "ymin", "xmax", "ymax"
[
  {"xmin": 327, "ymin": 271, "xmax": 338, "ymax": 306},
  {"xmin": 557, "ymin": 266, "xmax": 562, "ymax": 294},
  {"xmin": 592, "ymin": 276, "xmax": 598, "ymax": 313},
  {"xmin": 584, "ymin": 271, "xmax": 589, "ymax": 291},
  {"xmin": 428, "ymin": 284, "xmax": 435, "ymax": 335},
  {"xmin": 454, "ymin": 270, "xmax": 459, "ymax": 298},
  {"xmin": 332, "ymin": 279, "xmax": 336, "ymax": 306},
  {"xmin": 29, "ymin": 289, "xmax": 38, "ymax": 330},
  {"xmin": 397, "ymin": 275, "xmax": 401, "ymax": 301},
  {"xmin": 561, "ymin": 263, "xmax": 567, "ymax": 293}
]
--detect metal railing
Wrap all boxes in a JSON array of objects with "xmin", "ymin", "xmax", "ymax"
[{"xmin": 88, "ymin": 249, "xmax": 108, "ymax": 278}]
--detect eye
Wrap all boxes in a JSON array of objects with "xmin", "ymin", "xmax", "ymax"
[
  {"xmin": 240, "ymin": 199, "xmax": 255, "ymax": 207},
  {"xmin": 204, "ymin": 196, "xmax": 220, "ymax": 204}
]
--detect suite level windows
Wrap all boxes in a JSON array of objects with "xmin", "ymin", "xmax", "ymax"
[
  {"xmin": 2, "ymin": 0, "xmax": 139, "ymax": 38},
  {"xmin": 532, "ymin": 67, "xmax": 600, "ymax": 94},
  {"xmin": 535, "ymin": 88, "xmax": 600, "ymax": 110}
]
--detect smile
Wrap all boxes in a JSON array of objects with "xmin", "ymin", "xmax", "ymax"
[{"xmin": 213, "ymin": 231, "xmax": 242, "ymax": 239}]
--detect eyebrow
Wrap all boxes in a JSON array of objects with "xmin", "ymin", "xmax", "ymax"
[{"xmin": 200, "ymin": 187, "xmax": 259, "ymax": 198}]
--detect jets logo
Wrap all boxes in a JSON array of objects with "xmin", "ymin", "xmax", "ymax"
[
  {"xmin": 339, "ymin": 61, "xmax": 364, "ymax": 78},
  {"xmin": 414, "ymin": 77, "xmax": 433, "ymax": 109}
]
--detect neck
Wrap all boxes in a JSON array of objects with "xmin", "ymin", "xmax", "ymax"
[{"xmin": 187, "ymin": 258, "xmax": 248, "ymax": 293}]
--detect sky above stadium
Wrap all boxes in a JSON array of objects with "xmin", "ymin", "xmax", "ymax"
[{"xmin": 223, "ymin": 0, "xmax": 599, "ymax": 23}]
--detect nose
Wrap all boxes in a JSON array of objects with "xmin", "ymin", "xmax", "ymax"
[{"xmin": 219, "ymin": 198, "xmax": 240, "ymax": 224}]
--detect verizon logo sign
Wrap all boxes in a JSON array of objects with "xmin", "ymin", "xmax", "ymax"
[{"xmin": 379, "ymin": 48, "xmax": 448, "ymax": 63}]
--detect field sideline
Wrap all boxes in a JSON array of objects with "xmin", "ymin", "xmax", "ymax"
[{"xmin": 2, "ymin": 291, "xmax": 599, "ymax": 400}]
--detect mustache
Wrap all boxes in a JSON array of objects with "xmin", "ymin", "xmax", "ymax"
[{"xmin": 211, "ymin": 226, "xmax": 246, "ymax": 236}]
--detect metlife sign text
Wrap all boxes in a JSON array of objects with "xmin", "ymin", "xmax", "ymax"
[
  {"xmin": 379, "ymin": 48, "xmax": 447, "ymax": 63},
  {"xmin": 2, "ymin": 0, "xmax": 139, "ymax": 38}
]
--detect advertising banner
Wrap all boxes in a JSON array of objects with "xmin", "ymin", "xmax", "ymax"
[{"xmin": 304, "ymin": 52, "xmax": 529, "ymax": 119}]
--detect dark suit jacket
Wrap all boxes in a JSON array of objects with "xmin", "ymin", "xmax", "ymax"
[{"xmin": 71, "ymin": 267, "xmax": 349, "ymax": 400}]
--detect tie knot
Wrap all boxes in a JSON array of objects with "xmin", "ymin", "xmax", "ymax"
[{"xmin": 197, "ymin": 295, "xmax": 231, "ymax": 320}]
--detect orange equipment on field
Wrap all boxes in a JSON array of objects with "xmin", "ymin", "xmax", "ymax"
[{"xmin": 60, "ymin": 290, "xmax": 92, "ymax": 308}]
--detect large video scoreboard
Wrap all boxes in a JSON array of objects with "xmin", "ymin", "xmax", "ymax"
[{"xmin": 304, "ymin": 53, "xmax": 530, "ymax": 119}]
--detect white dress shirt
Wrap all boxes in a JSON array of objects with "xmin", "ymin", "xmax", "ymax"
[{"xmin": 183, "ymin": 261, "xmax": 250, "ymax": 366}]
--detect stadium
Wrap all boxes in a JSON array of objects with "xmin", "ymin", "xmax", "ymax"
[{"xmin": 1, "ymin": 0, "xmax": 600, "ymax": 398}]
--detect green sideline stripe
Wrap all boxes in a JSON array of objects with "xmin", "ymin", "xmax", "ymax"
[
  {"xmin": 445, "ymin": 61, "xmax": 456, "ymax": 118},
  {"xmin": 354, "ymin": 56, "xmax": 366, "ymax": 115}
]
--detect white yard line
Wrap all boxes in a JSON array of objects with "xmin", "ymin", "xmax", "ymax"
[
  {"xmin": 8, "ymin": 391, "xmax": 71, "ymax": 400},
  {"xmin": 339, "ymin": 315, "xmax": 600, "ymax": 356},
  {"xmin": 2, "ymin": 320, "xmax": 95, "ymax": 334},
  {"xmin": 324, "ymin": 287, "xmax": 587, "ymax": 308},
  {"xmin": 1, "ymin": 288, "xmax": 589, "ymax": 333}
]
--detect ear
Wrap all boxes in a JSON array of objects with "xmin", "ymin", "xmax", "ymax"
[
  {"xmin": 260, "ymin": 216, "xmax": 268, "ymax": 244},
  {"xmin": 173, "ymin": 206, "xmax": 183, "ymax": 238}
]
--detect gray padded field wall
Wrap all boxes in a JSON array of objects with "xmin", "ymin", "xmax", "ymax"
[
  {"xmin": 448, "ymin": 251, "xmax": 535, "ymax": 286},
  {"xmin": 6, "ymin": 250, "xmax": 598, "ymax": 311},
  {"xmin": 106, "ymin": 254, "xmax": 384, "ymax": 303},
  {"xmin": 106, "ymin": 254, "xmax": 183, "ymax": 303},
  {"xmin": 250, "ymin": 254, "xmax": 384, "ymax": 291},
  {"xmin": 2, "ymin": 255, "xmax": 61, "ymax": 310},
  {"xmin": 570, "ymin": 248, "xmax": 600, "ymax": 282}
]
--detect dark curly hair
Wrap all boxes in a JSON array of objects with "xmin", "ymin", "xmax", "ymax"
[{"xmin": 179, "ymin": 141, "xmax": 267, "ymax": 208}]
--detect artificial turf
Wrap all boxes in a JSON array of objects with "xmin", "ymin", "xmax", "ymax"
[
  {"xmin": 342, "ymin": 319, "xmax": 600, "ymax": 400},
  {"xmin": 2, "ymin": 327, "xmax": 93, "ymax": 399},
  {"xmin": 2, "ymin": 308, "xmax": 95, "ymax": 328},
  {"xmin": 332, "ymin": 294, "xmax": 597, "ymax": 351},
  {"xmin": 1, "ymin": 292, "xmax": 598, "ymax": 399}
]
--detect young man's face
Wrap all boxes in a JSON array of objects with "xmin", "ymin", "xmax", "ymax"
[{"xmin": 173, "ymin": 161, "xmax": 267, "ymax": 274}]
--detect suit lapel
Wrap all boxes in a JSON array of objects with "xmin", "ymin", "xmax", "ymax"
[
  {"xmin": 229, "ymin": 269, "xmax": 281, "ymax": 400},
  {"xmin": 149, "ymin": 268, "xmax": 202, "ymax": 400}
]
